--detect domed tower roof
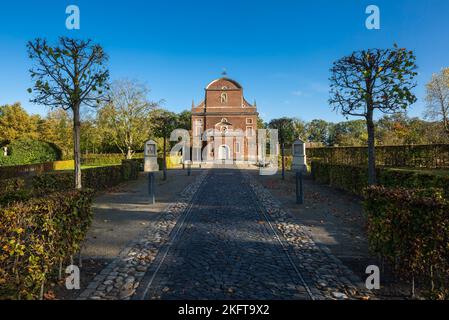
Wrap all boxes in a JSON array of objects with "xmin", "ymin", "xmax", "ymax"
[{"xmin": 206, "ymin": 78, "xmax": 243, "ymax": 90}]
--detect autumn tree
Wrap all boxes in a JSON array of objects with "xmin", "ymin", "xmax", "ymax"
[
  {"xmin": 38, "ymin": 109, "xmax": 73, "ymax": 159},
  {"xmin": 0, "ymin": 103, "xmax": 40, "ymax": 143},
  {"xmin": 150, "ymin": 109, "xmax": 178, "ymax": 181},
  {"xmin": 328, "ymin": 120, "xmax": 368, "ymax": 146},
  {"xmin": 28, "ymin": 37, "xmax": 109, "ymax": 189},
  {"xmin": 80, "ymin": 118, "xmax": 103, "ymax": 155},
  {"xmin": 329, "ymin": 45, "xmax": 418, "ymax": 184},
  {"xmin": 98, "ymin": 79, "xmax": 159, "ymax": 159},
  {"xmin": 268, "ymin": 117, "xmax": 296, "ymax": 180},
  {"xmin": 425, "ymin": 68, "xmax": 449, "ymax": 137}
]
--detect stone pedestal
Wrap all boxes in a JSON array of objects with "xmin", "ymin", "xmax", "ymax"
[
  {"xmin": 292, "ymin": 139, "xmax": 307, "ymax": 172},
  {"xmin": 144, "ymin": 140, "xmax": 159, "ymax": 172}
]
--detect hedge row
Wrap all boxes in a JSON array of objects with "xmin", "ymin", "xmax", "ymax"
[
  {"xmin": 0, "ymin": 160, "xmax": 75, "ymax": 180},
  {"xmin": 0, "ymin": 160, "xmax": 141, "ymax": 203},
  {"xmin": 278, "ymin": 155, "xmax": 293, "ymax": 170},
  {"xmin": 364, "ymin": 186, "xmax": 449, "ymax": 299},
  {"xmin": 157, "ymin": 155, "xmax": 183, "ymax": 169},
  {"xmin": 0, "ymin": 139, "xmax": 62, "ymax": 166},
  {"xmin": 311, "ymin": 161, "xmax": 449, "ymax": 198},
  {"xmin": 308, "ymin": 144, "xmax": 449, "ymax": 169},
  {"xmin": 0, "ymin": 189, "xmax": 94, "ymax": 299},
  {"xmin": 81, "ymin": 153, "xmax": 144, "ymax": 166},
  {"xmin": 32, "ymin": 160, "xmax": 141, "ymax": 194}
]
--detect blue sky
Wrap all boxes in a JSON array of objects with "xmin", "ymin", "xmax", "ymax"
[{"xmin": 0, "ymin": 0, "xmax": 448, "ymax": 122}]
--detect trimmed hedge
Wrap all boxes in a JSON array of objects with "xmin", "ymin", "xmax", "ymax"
[
  {"xmin": 308, "ymin": 144, "xmax": 449, "ymax": 169},
  {"xmin": 0, "ymin": 177, "xmax": 25, "ymax": 195},
  {"xmin": 31, "ymin": 160, "xmax": 141, "ymax": 194},
  {"xmin": 81, "ymin": 153, "xmax": 144, "ymax": 166},
  {"xmin": 0, "ymin": 189, "xmax": 94, "ymax": 299},
  {"xmin": 0, "ymin": 139, "xmax": 61, "ymax": 166},
  {"xmin": 52, "ymin": 160, "xmax": 75, "ymax": 171},
  {"xmin": 311, "ymin": 161, "xmax": 449, "ymax": 198},
  {"xmin": 157, "ymin": 155, "xmax": 183, "ymax": 169},
  {"xmin": 0, "ymin": 160, "xmax": 141, "ymax": 202},
  {"xmin": 278, "ymin": 155, "xmax": 293, "ymax": 171},
  {"xmin": 364, "ymin": 186, "xmax": 449, "ymax": 299},
  {"xmin": 0, "ymin": 160, "xmax": 75, "ymax": 179},
  {"xmin": 0, "ymin": 177, "xmax": 29, "ymax": 205}
]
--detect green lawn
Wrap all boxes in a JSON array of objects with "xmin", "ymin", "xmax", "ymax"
[{"xmin": 53, "ymin": 164, "xmax": 120, "ymax": 171}]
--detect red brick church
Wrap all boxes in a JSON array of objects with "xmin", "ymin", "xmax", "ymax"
[{"xmin": 191, "ymin": 77, "xmax": 259, "ymax": 163}]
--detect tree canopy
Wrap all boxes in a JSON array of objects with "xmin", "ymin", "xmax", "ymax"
[
  {"xmin": 98, "ymin": 79, "xmax": 159, "ymax": 159},
  {"xmin": 329, "ymin": 45, "xmax": 418, "ymax": 184},
  {"xmin": 28, "ymin": 37, "xmax": 110, "ymax": 189}
]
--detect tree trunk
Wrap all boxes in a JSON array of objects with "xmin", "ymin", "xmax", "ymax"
[
  {"xmin": 281, "ymin": 141, "xmax": 285, "ymax": 180},
  {"xmin": 73, "ymin": 105, "xmax": 82, "ymax": 190},
  {"xmin": 367, "ymin": 113, "xmax": 377, "ymax": 185},
  {"xmin": 163, "ymin": 137, "xmax": 167, "ymax": 181},
  {"xmin": 126, "ymin": 147, "xmax": 132, "ymax": 160},
  {"xmin": 443, "ymin": 115, "xmax": 449, "ymax": 137}
]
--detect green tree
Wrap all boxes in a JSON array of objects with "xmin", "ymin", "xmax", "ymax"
[
  {"xmin": 425, "ymin": 68, "xmax": 449, "ymax": 137},
  {"xmin": 306, "ymin": 119, "xmax": 330, "ymax": 145},
  {"xmin": 268, "ymin": 117, "xmax": 296, "ymax": 180},
  {"xmin": 150, "ymin": 109, "xmax": 178, "ymax": 181},
  {"xmin": 98, "ymin": 79, "xmax": 159, "ymax": 159},
  {"xmin": 328, "ymin": 120, "xmax": 368, "ymax": 146},
  {"xmin": 292, "ymin": 118, "xmax": 307, "ymax": 140},
  {"xmin": 0, "ymin": 103, "xmax": 39, "ymax": 144},
  {"xmin": 38, "ymin": 109, "xmax": 73, "ymax": 159},
  {"xmin": 80, "ymin": 118, "xmax": 103, "ymax": 155},
  {"xmin": 329, "ymin": 45, "xmax": 418, "ymax": 184},
  {"xmin": 177, "ymin": 110, "xmax": 192, "ymax": 131},
  {"xmin": 28, "ymin": 37, "xmax": 109, "ymax": 189},
  {"xmin": 257, "ymin": 116, "xmax": 267, "ymax": 129}
]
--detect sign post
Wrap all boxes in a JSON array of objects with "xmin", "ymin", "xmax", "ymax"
[
  {"xmin": 144, "ymin": 140, "xmax": 159, "ymax": 205},
  {"xmin": 184, "ymin": 160, "xmax": 192, "ymax": 176},
  {"xmin": 292, "ymin": 139, "xmax": 307, "ymax": 205}
]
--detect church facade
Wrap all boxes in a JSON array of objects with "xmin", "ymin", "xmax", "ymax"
[{"xmin": 191, "ymin": 77, "xmax": 259, "ymax": 163}]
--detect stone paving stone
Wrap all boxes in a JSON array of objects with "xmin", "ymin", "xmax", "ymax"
[
  {"xmin": 81, "ymin": 169, "xmax": 373, "ymax": 300},
  {"xmin": 138, "ymin": 170, "xmax": 312, "ymax": 300}
]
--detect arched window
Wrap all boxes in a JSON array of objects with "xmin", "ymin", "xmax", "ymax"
[{"xmin": 220, "ymin": 92, "xmax": 228, "ymax": 104}]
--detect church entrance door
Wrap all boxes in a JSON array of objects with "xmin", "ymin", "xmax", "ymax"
[{"xmin": 218, "ymin": 145, "xmax": 230, "ymax": 161}]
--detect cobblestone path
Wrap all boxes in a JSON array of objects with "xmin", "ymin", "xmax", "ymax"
[
  {"xmin": 81, "ymin": 169, "xmax": 371, "ymax": 300},
  {"xmin": 136, "ymin": 170, "xmax": 312, "ymax": 300}
]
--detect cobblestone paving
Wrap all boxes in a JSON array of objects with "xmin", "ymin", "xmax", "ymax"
[
  {"xmin": 243, "ymin": 172, "xmax": 372, "ymax": 300},
  {"xmin": 78, "ymin": 171, "xmax": 208, "ymax": 300},
  {"xmin": 81, "ymin": 169, "xmax": 372, "ymax": 300},
  {"xmin": 135, "ymin": 170, "xmax": 312, "ymax": 300}
]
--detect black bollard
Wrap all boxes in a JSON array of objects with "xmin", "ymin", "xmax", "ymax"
[
  {"xmin": 148, "ymin": 172, "xmax": 155, "ymax": 205},
  {"xmin": 296, "ymin": 171, "xmax": 304, "ymax": 205},
  {"xmin": 187, "ymin": 164, "xmax": 192, "ymax": 176}
]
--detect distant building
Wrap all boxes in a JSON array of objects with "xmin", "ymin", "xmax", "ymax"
[{"xmin": 191, "ymin": 77, "xmax": 259, "ymax": 163}]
